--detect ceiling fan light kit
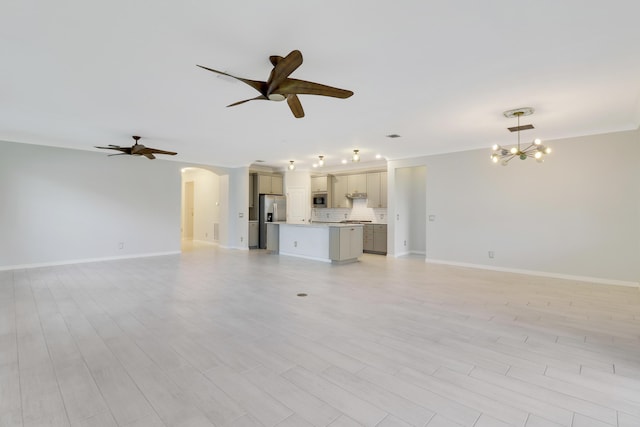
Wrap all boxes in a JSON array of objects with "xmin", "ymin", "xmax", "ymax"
[
  {"xmin": 197, "ymin": 50, "xmax": 353, "ymax": 118},
  {"xmin": 490, "ymin": 107, "xmax": 551, "ymax": 165}
]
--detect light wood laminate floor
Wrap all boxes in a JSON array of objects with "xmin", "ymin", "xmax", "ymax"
[{"xmin": 1, "ymin": 244, "xmax": 639, "ymax": 427}]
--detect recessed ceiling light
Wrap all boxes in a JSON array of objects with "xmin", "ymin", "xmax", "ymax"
[
  {"xmin": 341, "ymin": 159, "xmax": 347, "ymax": 164},
  {"xmin": 254, "ymin": 160, "xmax": 265, "ymax": 163},
  {"xmin": 375, "ymin": 154, "xmax": 382, "ymax": 159},
  {"xmin": 386, "ymin": 134, "xmax": 401, "ymax": 138}
]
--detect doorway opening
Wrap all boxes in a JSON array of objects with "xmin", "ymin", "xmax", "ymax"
[{"xmin": 181, "ymin": 167, "xmax": 220, "ymax": 250}]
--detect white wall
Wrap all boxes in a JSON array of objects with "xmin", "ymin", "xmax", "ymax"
[
  {"xmin": 220, "ymin": 167, "xmax": 248, "ymax": 250},
  {"xmin": 390, "ymin": 128, "xmax": 639, "ymax": 285},
  {"xmin": 0, "ymin": 140, "xmax": 181, "ymax": 268},
  {"xmin": 394, "ymin": 166, "xmax": 426, "ymax": 255}
]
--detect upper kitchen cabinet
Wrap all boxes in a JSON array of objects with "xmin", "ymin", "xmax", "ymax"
[
  {"xmin": 331, "ymin": 175, "xmax": 351, "ymax": 208},
  {"xmin": 310, "ymin": 176, "xmax": 328, "ymax": 193},
  {"xmin": 347, "ymin": 174, "xmax": 366, "ymax": 194},
  {"xmin": 271, "ymin": 175, "xmax": 283, "ymax": 194},
  {"xmin": 366, "ymin": 171, "xmax": 387, "ymax": 208},
  {"xmin": 257, "ymin": 174, "xmax": 283, "ymax": 195},
  {"xmin": 249, "ymin": 174, "xmax": 255, "ymax": 208}
]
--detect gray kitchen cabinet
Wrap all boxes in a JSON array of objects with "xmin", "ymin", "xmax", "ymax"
[
  {"xmin": 331, "ymin": 175, "xmax": 351, "ymax": 208},
  {"xmin": 266, "ymin": 223, "xmax": 280, "ymax": 253},
  {"xmin": 330, "ymin": 226, "xmax": 363, "ymax": 263},
  {"xmin": 380, "ymin": 172, "xmax": 387, "ymax": 207},
  {"xmin": 347, "ymin": 173, "xmax": 366, "ymax": 194},
  {"xmin": 249, "ymin": 174, "xmax": 255, "ymax": 207},
  {"xmin": 248, "ymin": 222, "xmax": 259, "ymax": 248},
  {"xmin": 271, "ymin": 175, "xmax": 283, "ymax": 194},
  {"xmin": 310, "ymin": 176, "xmax": 328, "ymax": 192},
  {"xmin": 257, "ymin": 174, "xmax": 283, "ymax": 195},
  {"xmin": 373, "ymin": 224, "xmax": 387, "ymax": 253},
  {"xmin": 363, "ymin": 224, "xmax": 387, "ymax": 254},
  {"xmin": 363, "ymin": 224, "xmax": 374, "ymax": 252},
  {"xmin": 366, "ymin": 172, "xmax": 387, "ymax": 208}
]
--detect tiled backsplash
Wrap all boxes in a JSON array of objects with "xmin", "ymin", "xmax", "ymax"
[{"xmin": 311, "ymin": 198, "xmax": 387, "ymax": 223}]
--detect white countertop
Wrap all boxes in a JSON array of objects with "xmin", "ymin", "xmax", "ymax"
[{"xmin": 278, "ymin": 222, "xmax": 363, "ymax": 228}]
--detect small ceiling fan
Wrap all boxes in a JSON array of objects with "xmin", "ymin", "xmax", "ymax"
[
  {"xmin": 95, "ymin": 136, "xmax": 177, "ymax": 160},
  {"xmin": 197, "ymin": 50, "xmax": 353, "ymax": 118}
]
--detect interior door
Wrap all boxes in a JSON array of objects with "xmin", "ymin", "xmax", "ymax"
[{"xmin": 286, "ymin": 187, "xmax": 307, "ymax": 224}]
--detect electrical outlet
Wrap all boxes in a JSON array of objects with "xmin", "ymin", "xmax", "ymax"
[
  {"xmin": 404, "ymin": 240, "xmax": 407, "ymax": 246},
  {"xmin": 118, "ymin": 242, "xmax": 124, "ymax": 250},
  {"xmin": 294, "ymin": 241, "xmax": 298, "ymax": 247},
  {"xmin": 397, "ymin": 214, "xmax": 400, "ymax": 220},
  {"xmin": 240, "ymin": 236, "xmax": 244, "ymax": 242},
  {"xmin": 428, "ymin": 215, "xmax": 436, "ymax": 222},
  {"xmin": 488, "ymin": 251, "xmax": 494, "ymax": 258},
  {"xmin": 238, "ymin": 212, "xmax": 244, "ymax": 218},
  {"xmin": 326, "ymin": 213, "xmax": 330, "ymax": 218}
]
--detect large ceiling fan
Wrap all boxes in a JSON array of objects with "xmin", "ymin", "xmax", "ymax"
[
  {"xmin": 95, "ymin": 136, "xmax": 177, "ymax": 160},
  {"xmin": 197, "ymin": 50, "xmax": 353, "ymax": 118}
]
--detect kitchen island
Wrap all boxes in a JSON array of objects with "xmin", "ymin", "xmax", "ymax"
[{"xmin": 273, "ymin": 222, "xmax": 363, "ymax": 264}]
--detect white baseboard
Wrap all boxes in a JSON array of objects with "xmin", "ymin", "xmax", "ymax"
[
  {"xmin": 392, "ymin": 250, "xmax": 425, "ymax": 258},
  {"xmin": 191, "ymin": 239, "xmax": 218, "ymax": 246},
  {"xmin": 392, "ymin": 251, "xmax": 411, "ymax": 257},
  {"xmin": 279, "ymin": 251, "xmax": 332, "ymax": 263},
  {"xmin": 216, "ymin": 244, "xmax": 249, "ymax": 251},
  {"xmin": 425, "ymin": 258, "xmax": 639, "ymax": 288},
  {"xmin": 0, "ymin": 251, "xmax": 181, "ymax": 272}
]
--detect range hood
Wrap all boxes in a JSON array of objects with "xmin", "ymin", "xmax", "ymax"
[{"xmin": 346, "ymin": 192, "xmax": 367, "ymax": 199}]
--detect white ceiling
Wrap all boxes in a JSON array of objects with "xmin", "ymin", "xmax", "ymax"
[{"xmin": 2, "ymin": 1, "xmax": 639, "ymax": 169}]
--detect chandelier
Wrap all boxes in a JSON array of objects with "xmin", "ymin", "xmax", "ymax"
[{"xmin": 491, "ymin": 107, "xmax": 551, "ymax": 165}]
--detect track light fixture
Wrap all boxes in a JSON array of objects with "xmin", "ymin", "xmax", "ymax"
[{"xmin": 288, "ymin": 160, "xmax": 295, "ymax": 170}]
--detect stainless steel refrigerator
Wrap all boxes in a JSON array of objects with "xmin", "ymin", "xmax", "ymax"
[{"xmin": 259, "ymin": 194, "xmax": 286, "ymax": 249}]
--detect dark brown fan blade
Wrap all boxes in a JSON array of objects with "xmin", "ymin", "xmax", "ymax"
[
  {"xmin": 95, "ymin": 145, "xmax": 130, "ymax": 154},
  {"xmin": 269, "ymin": 55, "xmax": 284, "ymax": 66},
  {"xmin": 267, "ymin": 50, "xmax": 303, "ymax": 94},
  {"xmin": 197, "ymin": 65, "xmax": 268, "ymax": 96},
  {"xmin": 143, "ymin": 153, "xmax": 156, "ymax": 160},
  {"xmin": 227, "ymin": 95, "xmax": 268, "ymax": 107},
  {"xmin": 147, "ymin": 148, "xmax": 177, "ymax": 156},
  {"xmin": 276, "ymin": 78, "xmax": 353, "ymax": 98},
  {"xmin": 287, "ymin": 94, "xmax": 305, "ymax": 118}
]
